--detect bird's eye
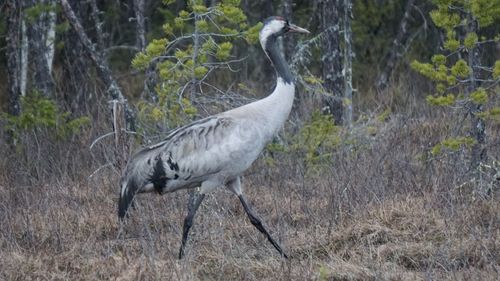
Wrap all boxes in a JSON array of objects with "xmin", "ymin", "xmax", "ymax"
[{"xmin": 284, "ymin": 20, "xmax": 290, "ymax": 32}]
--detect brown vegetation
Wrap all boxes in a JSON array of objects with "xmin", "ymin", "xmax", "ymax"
[{"xmin": 1, "ymin": 105, "xmax": 498, "ymax": 280}]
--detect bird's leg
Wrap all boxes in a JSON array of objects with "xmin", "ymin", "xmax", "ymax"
[
  {"xmin": 178, "ymin": 190, "xmax": 205, "ymax": 259},
  {"xmin": 238, "ymin": 194, "xmax": 289, "ymax": 259}
]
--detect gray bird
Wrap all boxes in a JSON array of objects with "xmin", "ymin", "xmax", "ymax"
[{"xmin": 118, "ymin": 16, "xmax": 310, "ymax": 259}]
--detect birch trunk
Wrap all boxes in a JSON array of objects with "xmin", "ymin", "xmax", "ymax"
[
  {"xmin": 45, "ymin": 4, "xmax": 57, "ymax": 73},
  {"xmin": 343, "ymin": 0, "xmax": 353, "ymax": 127},
  {"xmin": 28, "ymin": 0, "xmax": 56, "ymax": 97},
  {"xmin": 20, "ymin": 19, "xmax": 29, "ymax": 97}
]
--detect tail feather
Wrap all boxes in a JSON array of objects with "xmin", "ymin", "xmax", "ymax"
[
  {"xmin": 119, "ymin": 148, "xmax": 165, "ymax": 220},
  {"xmin": 118, "ymin": 179, "xmax": 138, "ymax": 220}
]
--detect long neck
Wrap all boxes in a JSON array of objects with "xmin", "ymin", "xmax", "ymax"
[
  {"xmin": 228, "ymin": 33, "xmax": 295, "ymax": 137},
  {"xmin": 265, "ymin": 35, "xmax": 294, "ymax": 84},
  {"xmin": 247, "ymin": 36, "xmax": 295, "ymax": 138}
]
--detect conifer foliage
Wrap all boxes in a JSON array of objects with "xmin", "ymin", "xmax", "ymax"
[
  {"xmin": 131, "ymin": 0, "xmax": 261, "ymax": 128},
  {"xmin": 411, "ymin": 0, "xmax": 500, "ymax": 168}
]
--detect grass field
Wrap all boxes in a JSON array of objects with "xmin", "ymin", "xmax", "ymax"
[{"xmin": 1, "ymin": 113, "xmax": 498, "ymax": 280}]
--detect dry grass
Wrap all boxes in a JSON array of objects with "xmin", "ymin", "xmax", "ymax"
[
  {"xmin": 0, "ymin": 181, "xmax": 497, "ymax": 280},
  {"xmin": 0, "ymin": 111, "xmax": 498, "ymax": 280}
]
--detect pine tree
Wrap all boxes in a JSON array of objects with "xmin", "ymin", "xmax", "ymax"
[
  {"xmin": 411, "ymin": 0, "xmax": 500, "ymax": 170},
  {"xmin": 132, "ymin": 0, "xmax": 261, "ymax": 130}
]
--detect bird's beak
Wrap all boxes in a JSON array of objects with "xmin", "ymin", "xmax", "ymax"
[{"xmin": 288, "ymin": 24, "xmax": 310, "ymax": 34}]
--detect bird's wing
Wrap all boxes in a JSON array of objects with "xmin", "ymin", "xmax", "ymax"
[
  {"xmin": 144, "ymin": 115, "xmax": 259, "ymax": 183},
  {"xmin": 119, "ymin": 115, "xmax": 260, "ymax": 218},
  {"xmin": 156, "ymin": 115, "xmax": 240, "ymax": 180}
]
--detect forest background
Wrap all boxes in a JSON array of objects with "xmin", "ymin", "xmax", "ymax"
[{"xmin": 0, "ymin": 0, "xmax": 499, "ymax": 280}]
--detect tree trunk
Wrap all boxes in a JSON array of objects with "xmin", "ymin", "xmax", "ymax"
[
  {"xmin": 111, "ymin": 100, "xmax": 129, "ymax": 171},
  {"xmin": 467, "ymin": 17, "xmax": 486, "ymax": 170},
  {"xmin": 190, "ymin": 8, "xmax": 202, "ymax": 105},
  {"xmin": 60, "ymin": 0, "xmax": 92, "ymax": 113},
  {"xmin": 343, "ymin": 0, "xmax": 353, "ymax": 127},
  {"xmin": 134, "ymin": 0, "xmax": 159, "ymax": 103},
  {"xmin": 262, "ymin": 0, "xmax": 274, "ymax": 18},
  {"xmin": 89, "ymin": 0, "xmax": 105, "ymax": 51},
  {"xmin": 5, "ymin": 0, "xmax": 22, "ymax": 116},
  {"xmin": 376, "ymin": 0, "xmax": 415, "ymax": 92},
  {"xmin": 282, "ymin": 0, "xmax": 294, "ymax": 61},
  {"xmin": 28, "ymin": 0, "xmax": 56, "ymax": 97},
  {"xmin": 133, "ymin": 0, "xmax": 147, "ymax": 50},
  {"xmin": 320, "ymin": 0, "xmax": 344, "ymax": 124},
  {"xmin": 20, "ymin": 19, "xmax": 29, "ymax": 97},
  {"xmin": 60, "ymin": 0, "xmax": 135, "ymax": 131},
  {"xmin": 45, "ymin": 2, "xmax": 57, "ymax": 72}
]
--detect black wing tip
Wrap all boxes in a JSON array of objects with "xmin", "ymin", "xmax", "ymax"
[
  {"xmin": 118, "ymin": 196, "xmax": 130, "ymax": 220},
  {"xmin": 118, "ymin": 181, "xmax": 136, "ymax": 221}
]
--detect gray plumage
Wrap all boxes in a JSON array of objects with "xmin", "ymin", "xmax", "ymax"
[{"xmin": 118, "ymin": 16, "xmax": 310, "ymax": 259}]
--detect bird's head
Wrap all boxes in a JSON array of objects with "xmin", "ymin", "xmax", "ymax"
[{"xmin": 259, "ymin": 16, "xmax": 310, "ymax": 50}]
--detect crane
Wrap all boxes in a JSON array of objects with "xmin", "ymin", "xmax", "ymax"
[{"xmin": 118, "ymin": 16, "xmax": 310, "ymax": 259}]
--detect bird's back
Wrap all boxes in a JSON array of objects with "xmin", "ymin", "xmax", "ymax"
[{"xmin": 119, "ymin": 113, "xmax": 270, "ymax": 216}]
